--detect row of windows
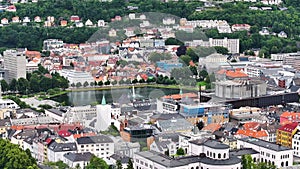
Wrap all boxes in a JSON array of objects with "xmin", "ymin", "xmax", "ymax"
[
  {"xmin": 206, "ymin": 151, "xmax": 227, "ymax": 159},
  {"xmin": 261, "ymin": 152, "xmax": 275, "ymax": 159},
  {"xmin": 280, "ymin": 154, "xmax": 290, "ymax": 159},
  {"xmin": 80, "ymin": 143, "xmax": 110, "ymax": 148}
]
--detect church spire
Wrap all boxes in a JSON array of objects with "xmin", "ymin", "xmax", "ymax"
[{"xmin": 101, "ymin": 95, "xmax": 106, "ymax": 105}]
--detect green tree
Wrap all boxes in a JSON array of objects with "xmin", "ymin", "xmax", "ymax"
[
  {"xmin": 139, "ymin": 79, "xmax": 145, "ymax": 83},
  {"xmin": 0, "ymin": 139, "xmax": 38, "ymax": 169},
  {"xmin": 199, "ymin": 69, "xmax": 208, "ymax": 81},
  {"xmin": 180, "ymin": 55, "xmax": 192, "ymax": 66},
  {"xmin": 86, "ymin": 156, "xmax": 109, "ymax": 169},
  {"xmin": 241, "ymin": 154, "xmax": 253, "ymax": 169},
  {"xmin": 29, "ymin": 74, "xmax": 40, "ymax": 92},
  {"xmin": 83, "ymin": 81, "xmax": 89, "ymax": 87},
  {"xmin": 214, "ymin": 46, "xmax": 229, "ymax": 55},
  {"xmin": 132, "ymin": 79, "xmax": 138, "ymax": 84},
  {"xmin": 76, "ymin": 82, "xmax": 82, "ymax": 88},
  {"xmin": 189, "ymin": 66, "xmax": 198, "ymax": 76},
  {"xmin": 111, "ymin": 80, "xmax": 117, "ymax": 85},
  {"xmin": 165, "ymin": 37, "xmax": 184, "ymax": 45},
  {"xmin": 46, "ymin": 161, "xmax": 68, "ymax": 169},
  {"xmin": 116, "ymin": 160, "xmax": 122, "ymax": 169},
  {"xmin": 127, "ymin": 159, "xmax": 133, "ymax": 169},
  {"xmin": 90, "ymin": 82, "xmax": 94, "ymax": 87},
  {"xmin": 104, "ymin": 80, "xmax": 110, "ymax": 85},
  {"xmin": 186, "ymin": 48, "xmax": 199, "ymax": 62},
  {"xmin": 176, "ymin": 148, "xmax": 185, "ymax": 156},
  {"xmin": 98, "ymin": 81, "xmax": 103, "ymax": 86},
  {"xmin": 9, "ymin": 78, "xmax": 17, "ymax": 92},
  {"xmin": 17, "ymin": 77, "xmax": 29, "ymax": 94},
  {"xmin": 1, "ymin": 80, "xmax": 9, "ymax": 92},
  {"xmin": 196, "ymin": 120, "xmax": 204, "ymax": 130}
]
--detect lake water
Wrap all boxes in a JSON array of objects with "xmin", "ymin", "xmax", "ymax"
[{"xmin": 51, "ymin": 87, "xmax": 187, "ymax": 106}]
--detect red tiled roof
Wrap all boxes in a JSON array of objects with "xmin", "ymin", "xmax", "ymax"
[
  {"xmin": 163, "ymin": 92, "xmax": 198, "ymax": 100},
  {"xmin": 278, "ymin": 122, "xmax": 298, "ymax": 133},
  {"xmin": 243, "ymin": 122, "xmax": 260, "ymax": 130},
  {"xmin": 236, "ymin": 129, "xmax": 268, "ymax": 138},
  {"xmin": 58, "ymin": 130, "xmax": 72, "ymax": 137},
  {"xmin": 226, "ymin": 70, "xmax": 248, "ymax": 78},
  {"xmin": 202, "ymin": 123, "xmax": 221, "ymax": 133},
  {"xmin": 73, "ymin": 132, "xmax": 96, "ymax": 139}
]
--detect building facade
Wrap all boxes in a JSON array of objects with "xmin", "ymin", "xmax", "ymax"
[{"xmin": 3, "ymin": 49, "xmax": 26, "ymax": 82}]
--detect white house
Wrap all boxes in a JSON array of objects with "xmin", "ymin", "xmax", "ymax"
[{"xmin": 63, "ymin": 152, "xmax": 93, "ymax": 169}]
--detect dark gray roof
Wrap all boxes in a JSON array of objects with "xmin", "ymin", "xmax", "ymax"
[
  {"xmin": 48, "ymin": 142, "xmax": 77, "ymax": 152},
  {"xmin": 154, "ymin": 133, "xmax": 180, "ymax": 142},
  {"xmin": 110, "ymin": 154, "xmax": 130, "ymax": 164},
  {"xmin": 46, "ymin": 109, "xmax": 65, "ymax": 117},
  {"xmin": 203, "ymin": 140, "xmax": 230, "ymax": 149},
  {"xmin": 155, "ymin": 140, "xmax": 171, "ymax": 151},
  {"xmin": 0, "ymin": 118, "xmax": 11, "ymax": 127},
  {"xmin": 23, "ymin": 135, "xmax": 35, "ymax": 144},
  {"xmin": 239, "ymin": 137, "xmax": 292, "ymax": 151},
  {"xmin": 189, "ymin": 139, "xmax": 229, "ymax": 149},
  {"xmin": 290, "ymin": 86, "xmax": 300, "ymax": 92},
  {"xmin": 229, "ymin": 148, "xmax": 259, "ymax": 157},
  {"xmin": 150, "ymin": 113, "xmax": 183, "ymax": 121},
  {"xmin": 63, "ymin": 152, "xmax": 93, "ymax": 162},
  {"xmin": 16, "ymin": 108, "xmax": 39, "ymax": 115},
  {"xmin": 199, "ymin": 156, "xmax": 241, "ymax": 166},
  {"xmin": 136, "ymin": 151, "xmax": 241, "ymax": 167},
  {"xmin": 77, "ymin": 135, "xmax": 113, "ymax": 144}
]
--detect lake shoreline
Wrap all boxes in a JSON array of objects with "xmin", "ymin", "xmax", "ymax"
[{"xmin": 65, "ymin": 84, "xmax": 198, "ymax": 93}]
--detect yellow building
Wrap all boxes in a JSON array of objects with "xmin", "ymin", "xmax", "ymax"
[{"xmin": 276, "ymin": 122, "xmax": 298, "ymax": 148}]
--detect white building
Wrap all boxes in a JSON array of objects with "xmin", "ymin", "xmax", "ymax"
[
  {"xmin": 292, "ymin": 126, "xmax": 300, "ymax": 157},
  {"xmin": 209, "ymin": 38, "xmax": 239, "ymax": 54},
  {"xmin": 44, "ymin": 108, "xmax": 67, "ymax": 122},
  {"xmin": 134, "ymin": 139, "xmax": 241, "ymax": 169},
  {"xmin": 244, "ymin": 66, "xmax": 263, "ymax": 77},
  {"xmin": 3, "ymin": 49, "xmax": 26, "ymax": 82},
  {"xmin": 150, "ymin": 139, "xmax": 178, "ymax": 156},
  {"xmin": 76, "ymin": 135, "xmax": 114, "ymax": 159},
  {"xmin": 156, "ymin": 98, "xmax": 179, "ymax": 114},
  {"xmin": 60, "ymin": 69, "xmax": 94, "ymax": 86},
  {"xmin": 95, "ymin": 96, "xmax": 111, "ymax": 131},
  {"xmin": 63, "ymin": 152, "xmax": 93, "ymax": 169},
  {"xmin": 47, "ymin": 142, "xmax": 77, "ymax": 162},
  {"xmin": 0, "ymin": 98, "xmax": 20, "ymax": 109},
  {"xmin": 185, "ymin": 38, "xmax": 239, "ymax": 54},
  {"xmin": 63, "ymin": 105, "xmax": 96, "ymax": 125},
  {"xmin": 237, "ymin": 137, "xmax": 293, "ymax": 168},
  {"xmin": 43, "ymin": 39, "xmax": 64, "ymax": 51}
]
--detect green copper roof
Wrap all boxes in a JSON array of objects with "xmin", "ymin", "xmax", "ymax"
[{"xmin": 101, "ymin": 95, "xmax": 106, "ymax": 105}]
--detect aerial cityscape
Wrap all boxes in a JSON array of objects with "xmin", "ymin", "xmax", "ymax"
[{"xmin": 0, "ymin": 0, "xmax": 299, "ymax": 168}]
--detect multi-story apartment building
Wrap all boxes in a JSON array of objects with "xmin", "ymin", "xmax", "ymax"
[
  {"xmin": 276, "ymin": 122, "xmax": 298, "ymax": 148},
  {"xmin": 76, "ymin": 135, "xmax": 114, "ymax": 159},
  {"xmin": 185, "ymin": 38, "xmax": 240, "ymax": 54},
  {"xmin": 3, "ymin": 49, "xmax": 26, "ymax": 82}
]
